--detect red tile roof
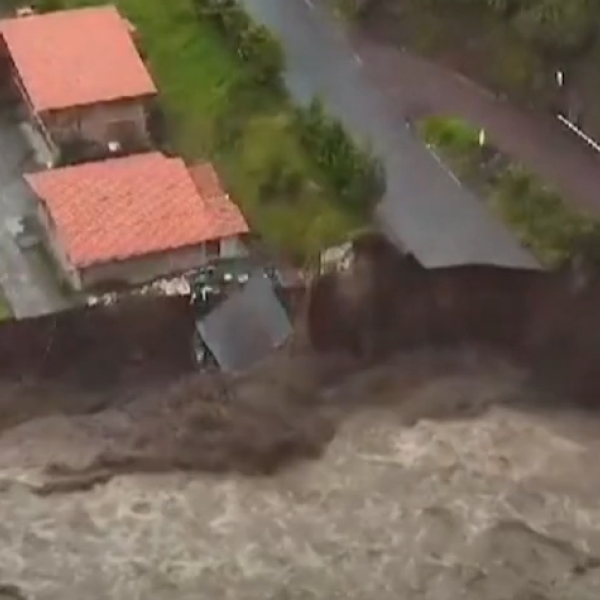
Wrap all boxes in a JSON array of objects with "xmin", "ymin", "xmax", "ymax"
[
  {"xmin": 0, "ymin": 6, "xmax": 157, "ymax": 112},
  {"xmin": 188, "ymin": 163, "xmax": 251, "ymax": 240},
  {"xmin": 25, "ymin": 152, "xmax": 249, "ymax": 268}
]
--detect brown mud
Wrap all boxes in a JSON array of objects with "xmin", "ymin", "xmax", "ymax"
[{"xmin": 0, "ymin": 234, "xmax": 597, "ymax": 494}]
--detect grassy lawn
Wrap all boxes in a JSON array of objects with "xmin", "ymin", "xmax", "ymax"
[
  {"xmin": 58, "ymin": 0, "xmax": 362, "ymax": 261},
  {"xmin": 418, "ymin": 116, "xmax": 600, "ymax": 268}
]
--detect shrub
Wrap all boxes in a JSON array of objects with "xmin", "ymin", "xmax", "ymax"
[
  {"xmin": 492, "ymin": 166, "xmax": 600, "ymax": 267},
  {"xmin": 240, "ymin": 24, "xmax": 285, "ymax": 84},
  {"xmin": 420, "ymin": 116, "xmax": 481, "ymax": 153},
  {"xmin": 146, "ymin": 101, "xmax": 169, "ymax": 149},
  {"xmin": 333, "ymin": 0, "xmax": 373, "ymax": 20},
  {"xmin": 295, "ymin": 98, "xmax": 385, "ymax": 213},
  {"xmin": 258, "ymin": 159, "xmax": 303, "ymax": 202},
  {"xmin": 34, "ymin": 0, "xmax": 63, "ymax": 12},
  {"xmin": 512, "ymin": 0, "xmax": 597, "ymax": 57},
  {"xmin": 193, "ymin": 0, "xmax": 284, "ymax": 87}
]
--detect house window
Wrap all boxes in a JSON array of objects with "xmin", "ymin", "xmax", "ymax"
[{"xmin": 206, "ymin": 239, "xmax": 220, "ymax": 259}]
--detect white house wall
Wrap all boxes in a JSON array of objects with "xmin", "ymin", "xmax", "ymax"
[
  {"xmin": 220, "ymin": 236, "xmax": 247, "ymax": 259},
  {"xmin": 78, "ymin": 235, "xmax": 247, "ymax": 290}
]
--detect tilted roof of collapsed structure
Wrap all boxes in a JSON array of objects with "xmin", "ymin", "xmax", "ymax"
[{"xmin": 196, "ymin": 271, "xmax": 293, "ymax": 373}]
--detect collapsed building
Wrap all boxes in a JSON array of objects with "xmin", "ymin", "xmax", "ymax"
[{"xmin": 0, "ymin": 257, "xmax": 302, "ymax": 382}]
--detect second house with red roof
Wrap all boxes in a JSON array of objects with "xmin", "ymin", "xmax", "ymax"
[{"xmin": 25, "ymin": 152, "xmax": 249, "ymax": 292}]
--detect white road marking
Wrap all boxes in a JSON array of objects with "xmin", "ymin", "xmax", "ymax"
[
  {"xmin": 353, "ymin": 53, "xmax": 363, "ymax": 66},
  {"xmin": 303, "ymin": 0, "xmax": 315, "ymax": 9},
  {"xmin": 557, "ymin": 114, "xmax": 600, "ymax": 154},
  {"xmin": 427, "ymin": 145, "xmax": 462, "ymax": 187}
]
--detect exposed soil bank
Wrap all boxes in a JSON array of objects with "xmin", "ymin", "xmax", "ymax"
[{"xmin": 308, "ymin": 233, "xmax": 600, "ymax": 406}]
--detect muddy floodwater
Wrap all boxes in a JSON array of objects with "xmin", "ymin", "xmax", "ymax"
[{"xmin": 0, "ymin": 350, "xmax": 599, "ymax": 600}]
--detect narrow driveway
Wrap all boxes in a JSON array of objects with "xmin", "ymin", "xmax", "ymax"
[
  {"xmin": 357, "ymin": 41, "xmax": 600, "ymax": 220},
  {"xmin": 0, "ymin": 112, "xmax": 69, "ymax": 319},
  {"xmin": 239, "ymin": 0, "xmax": 539, "ymax": 269}
]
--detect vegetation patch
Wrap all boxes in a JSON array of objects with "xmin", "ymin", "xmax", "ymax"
[
  {"xmin": 421, "ymin": 0, "xmax": 598, "ymax": 58},
  {"xmin": 359, "ymin": 0, "xmax": 600, "ymax": 130},
  {"xmin": 295, "ymin": 99, "xmax": 385, "ymax": 217},
  {"xmin": 0, "ymin": 288, "xmax": 12, "ymax": 321},
  {"xmin": 46, "ymin": 0, "xmax": 373, "ymax": 261},
  {"xmin": 418, "ymin": 115, "xmax": 600, "ymax": 267},
  {"xmin": 331, "ymin": 0, "xmax": 371, "ymax": 20}
]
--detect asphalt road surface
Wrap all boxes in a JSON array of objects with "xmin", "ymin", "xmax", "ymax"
[{"xmin": 239, "ymin": 0, "xmax": 539, "ymax": 269}]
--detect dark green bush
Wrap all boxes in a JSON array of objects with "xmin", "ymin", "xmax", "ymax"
[
  {"xmin": 258, "ymin": 159, "xmax": 303, "ymax": 202},
  {"xmin": 423, "ymin": 0, "xmax": 599, "ymax": 59},
  {"xmin": 420, "ymin": 116, "xmax": 481, "ymax": 153},
  {"xmin": 492, "ymin": 166, "xmax": 600, "ymax": 267},
  {"xmin": 146, "ymin": 101, "xmax": 169, "ymax": 148},
  {"xmin": 34, "ymin": 0, "xmax": 64, "ymax": 12},
  {"xmin": 295, "ymin": 98, "xmax": 386, "ymax": 213},
  {"xmin": 193, "ymin": 0, "xmax": 284, "ymax": 87},
  {"xmin": 240, "ymin": 24, "xmax": 284, "ymax": 84}
]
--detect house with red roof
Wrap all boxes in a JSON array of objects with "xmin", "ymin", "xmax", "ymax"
[
  {"xmin": 0, "ymin": 5, "xmax": 158, "ymax": 157},
  {"xmin": 25, "ymin": 152, "xmax": 250, "ymax": 292}
]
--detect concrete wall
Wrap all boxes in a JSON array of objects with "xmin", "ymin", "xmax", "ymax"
[{"xmin": 42, "ymin": 97, "xmax": 152, "ymax": 148}]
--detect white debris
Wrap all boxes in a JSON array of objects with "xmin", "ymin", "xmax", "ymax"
[{"xmin": 86, "ymin": 276, "xmax": 191, "ymax": 306}]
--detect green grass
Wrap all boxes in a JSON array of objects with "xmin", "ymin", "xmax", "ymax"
[
  {"xmin": 418, "ymin": 115, "xmax": 600, "ymax": 268},
  {"xmin": 59, "ymin": 0, "xmax": 362, "ymax": 261}
]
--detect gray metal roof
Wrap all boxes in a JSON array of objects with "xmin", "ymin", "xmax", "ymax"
[
  {"xmin": 375, "ymin": 156, "xmax": 542, "ymax": 269},
  {"xmin": 196, "ymin": 272, "xmax": 293, "ymax": 373}
]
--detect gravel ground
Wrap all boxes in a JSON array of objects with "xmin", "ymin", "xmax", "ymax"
[{"xmin": 1, "ymin": 351, "xmax": 600, "ymax": 600}]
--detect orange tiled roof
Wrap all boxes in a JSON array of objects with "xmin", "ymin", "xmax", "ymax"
[
  {"xmin": 0, "ymin": 6, "xmax": 157, "ymax": 112},
  {"xmin": 25, "ymin": 152, "xmax": 249, "ymax": 268},
  {"xmin": 188, "ymin": 163, "xmax": 250, "ymax": 239}
]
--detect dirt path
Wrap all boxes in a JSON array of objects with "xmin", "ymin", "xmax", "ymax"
[{"xmin": 352, "ymin": 34, "xmax": 600, "ymax": 216}]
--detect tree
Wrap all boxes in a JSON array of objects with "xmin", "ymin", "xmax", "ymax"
[
  {"xmin": 513, "ymin": 0, "xmax": 598, "ymax": 56},
  {"xmin": 421, "ymin": 0, "xmax": 600, "ymax": 58}
]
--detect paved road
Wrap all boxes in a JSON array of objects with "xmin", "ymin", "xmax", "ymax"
[
  {"xmin": 0, "ymin": 113, "xmax": 69, "ymax": 319},
  {"xmin": 239, "ymin": 0, "xmax": 539, "ymax": 269},
  {"xmin": 357, "ymin": 40, "xmax": 600, "ymax": 223}
]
